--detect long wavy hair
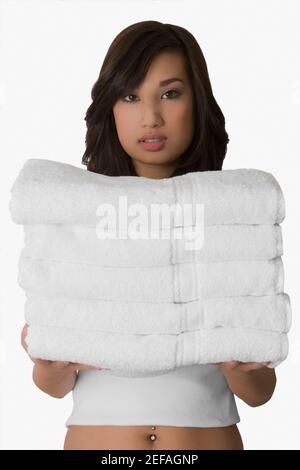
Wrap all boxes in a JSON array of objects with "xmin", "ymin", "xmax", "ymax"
[{"xmin": 82, "ymin": 20, "xmax": 229, "ymax": 177}]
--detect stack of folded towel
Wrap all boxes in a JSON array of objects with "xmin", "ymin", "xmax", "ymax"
[{"xmin": 9, "ymin": 158, "xmax": 292, "ymax": 377}]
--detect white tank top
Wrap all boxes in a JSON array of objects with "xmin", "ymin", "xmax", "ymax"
[{"xmin": 65, "ymin": 364, "xmax": 240, "ymax": 428}]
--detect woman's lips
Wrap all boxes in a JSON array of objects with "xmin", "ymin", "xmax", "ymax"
[{"xmin": 139, "ymin": 138, "xmax": 167, "ymax": 152}]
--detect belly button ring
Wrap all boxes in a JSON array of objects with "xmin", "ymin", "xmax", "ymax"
[
  {"xmin": 149, "ymin": 434, "xmax": 157, "ymax": 441},
  {"xmin": 151, "ymin": 426, "xmax": 156, "ymax": 430}
]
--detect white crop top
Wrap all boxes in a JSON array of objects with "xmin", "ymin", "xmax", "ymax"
[{"xmin": 65, "ymin": 364, "xmax": 240, "ymax": 428}]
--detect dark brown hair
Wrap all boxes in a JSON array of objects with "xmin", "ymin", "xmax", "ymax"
[{"xmin": 82, "ymin": 20, "xmax": 229, "ymax": 177}]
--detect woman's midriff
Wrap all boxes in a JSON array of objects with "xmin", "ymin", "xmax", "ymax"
[{"xmin": 63, "ymin": 423, "xmax": 243, "ymax": 450}]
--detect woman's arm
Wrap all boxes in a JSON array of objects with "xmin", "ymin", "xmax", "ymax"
[{"xmin": 216, "ymin": 361, "xmax": 277, "ymax": 407}]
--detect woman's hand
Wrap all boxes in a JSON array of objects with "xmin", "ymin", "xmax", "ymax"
[
  {"xmin": 213, "ymin": 361, "xmax": 271, "ymax": 372},
  {"xmin": 213, "ymin": 360, "xmax": 276, "ymax": 407},
  {"xmin": 21, "ymin": 322, "xmax": 110, "ymax": 371}
]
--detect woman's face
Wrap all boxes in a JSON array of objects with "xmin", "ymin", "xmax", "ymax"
[{"xmin": 112, "ymin": 51, "xmax": 195, "ymax": 178}]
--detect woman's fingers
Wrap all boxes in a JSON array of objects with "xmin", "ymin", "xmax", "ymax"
[
  {"xmin": 67, "ymin": 362, "xmax": 110, "ymax": 371},
  {"xmin": 20, "ymin": 323, "xmax": 29, "ymax": 352},
  {"xmin": 234, "ymin": 361, "xmax": 270, "ymax": 371},
  {"xmin": 66, "ymin": 362, "xmax": 97, "ymax": 370},
  {"xmin": 31, "ymin": 358, "xmax": 53, "ymax": 366},
  {"xmin": 213, "ymin": 361, "xmax": 271, "ymax": 371},
  {"xmin": 213, "ymin": 361, "xmax": 240, "ymax": 370}
]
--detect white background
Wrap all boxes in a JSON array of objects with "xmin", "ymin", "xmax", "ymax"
[{"xmin": 0, "ymin": 0, "xmax": 299, "ymax": 450}]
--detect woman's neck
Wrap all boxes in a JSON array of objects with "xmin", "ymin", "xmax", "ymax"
[{"xmin": 133, "ymin": 160, "xmax": 176, "ymax": 179}]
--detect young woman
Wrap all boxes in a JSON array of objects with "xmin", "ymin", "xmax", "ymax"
[{"xmin": 20, "ymin": 20, "xmax": 276, "ymax": 450}]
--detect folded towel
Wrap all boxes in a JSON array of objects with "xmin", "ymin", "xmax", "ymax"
[
  {"xmin": 25, "ymin": 324, "xmax": 289, "ymax": 376},
  {"xmin": 9, "ymin": 158, "xmax": 291, "ymax": 373},
  {"xmin": 18, "ymin": 255, "xmax": 284, "ymax": 302},
  {"xmin": 21, "ymin": 223, "xmax": 283, "ymax": 265},
  {"xmin": 24, "ymin": 292, "xmax": 292, "ymax": 334},
  {"xmin": 9, "ymin": 158, "xmax": 285, "ymax": 226}
]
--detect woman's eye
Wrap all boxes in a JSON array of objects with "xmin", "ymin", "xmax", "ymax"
[
  {"xmin": 123, "ymin": 94, "xmax": 137, "ymax": 102},
  {"xmin": 122, "ymin": 88, "xmax": 181, "ymax": 103},
  {"xmin": 163, "ymin": 89, "xmax": 181, "ymax": 99}
]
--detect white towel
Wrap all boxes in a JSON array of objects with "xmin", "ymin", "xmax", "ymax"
[
  {"xmin": 21, "ymin": 223, "xmax": 283, "ymax": 265},
  {"xmin": 25, "ymin": 324, "xmax": 289, "ymax": 376},
  {"xmin": 25, "ymin": 292, "xmax": 292, "ymax": 334},
  {"xmin": 9, "ymin": 158, "xmax": 291, "ymax": 374},
  {"xmin": 9, "ymin": 158, "xmax": 285, "ymax": 226},
  {"xmin": 18, "ymin": 255, "xmax": 284, "ymax": 302}
]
